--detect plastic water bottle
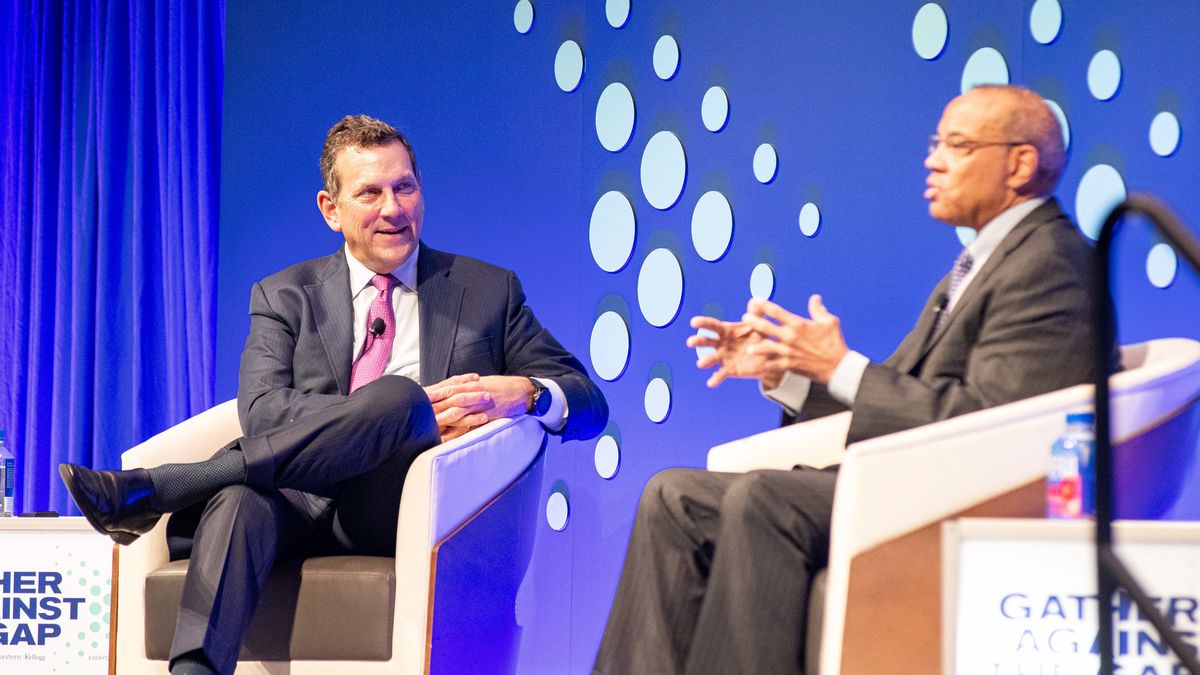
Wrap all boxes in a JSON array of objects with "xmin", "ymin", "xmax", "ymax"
[
  {"xmin": 0, "ymin": 430, "xmax": 13, "ymax": 517},
  {"xmin": 1046, "ymin": 412, "xmax": 1096, "ymax": 519}
]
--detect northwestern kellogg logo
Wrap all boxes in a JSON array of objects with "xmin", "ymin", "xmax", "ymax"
[{"xmin": 0, "ymin": 571, "xmax": 88, "ymax": 646}]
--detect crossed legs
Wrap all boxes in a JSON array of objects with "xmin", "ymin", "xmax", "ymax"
[{"xmin": 594, "ymin": 466, "xmax": 837, "ymax": 675}]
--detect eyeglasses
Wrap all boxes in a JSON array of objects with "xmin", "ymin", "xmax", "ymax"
[{"xmin": 928, "ymin": 134, "xmax": 1031, "ymax": 157}]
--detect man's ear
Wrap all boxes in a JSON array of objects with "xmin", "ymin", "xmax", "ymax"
[
  {"xmin": 1008, "ymin": 145, "xmax": 1040, "ymax": 194},
  {"xmin": 317, "ymin": 190, "xmax": 341, "ymax": 233}
]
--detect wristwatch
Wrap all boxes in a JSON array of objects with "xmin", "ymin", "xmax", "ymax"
[{"xmin": 528, "ymin": 378, "xmax": 552, "ymax": 418}]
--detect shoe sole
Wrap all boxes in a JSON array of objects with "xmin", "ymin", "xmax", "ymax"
[{"xmin": 58, "ymin": 464, "xmax": 142, "ymax": 546}]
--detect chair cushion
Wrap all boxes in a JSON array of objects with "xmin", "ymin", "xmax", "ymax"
[
  {"xmin": 145, "ymin": 556, "xmax": 395, "ymax": 661},
  {"xmin": 805, "ymin": 568, "xmax": 827, "ymax": 675}
]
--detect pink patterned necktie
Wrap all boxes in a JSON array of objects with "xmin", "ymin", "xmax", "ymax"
[{"xmin": 349, "ymin": 274, "xmax": 397, "ymax": 393}]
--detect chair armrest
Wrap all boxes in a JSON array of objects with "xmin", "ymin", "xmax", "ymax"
[
  {"xmin": 706, "ymin": 411, "xmax": 851, "ymax": 472},
  {"xmin": 122, "ymin": 399, "xmax": 242, "ymax": 470},
  {"xmin": 391, "ymin": 415, "xmax": 548, "ymax": 670}
]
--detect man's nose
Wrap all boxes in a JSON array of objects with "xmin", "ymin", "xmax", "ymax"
[{"xmin": 380, "ymin": 190, "xmax": 403, "ymax": 216}]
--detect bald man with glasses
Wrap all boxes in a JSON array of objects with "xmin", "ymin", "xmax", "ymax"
[{"xmin": 594, "ymin": 85, "xmax": 1113, "ymax": 674}]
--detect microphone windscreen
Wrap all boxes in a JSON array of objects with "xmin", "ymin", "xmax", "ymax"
[{"xmin": 370, "ymin": 317, "xmax": 386, "ymax": 335}]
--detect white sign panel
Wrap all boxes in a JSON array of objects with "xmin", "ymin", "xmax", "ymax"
[
  {"xmin": 944, "ymin": 519, "xmax": 1200, "ymax": 675},
  {"xmin": 0, "ymin": 518, "xmax": 112, "ymax": 674}
]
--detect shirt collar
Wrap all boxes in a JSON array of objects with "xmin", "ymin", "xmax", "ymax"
[
  {"xmin": 344, "ymin": 244, "xmax": 420, "ymax": 299},
  {"xmin": 966, "ymin": 197, "xmax": 1047, "ymax": 263}
]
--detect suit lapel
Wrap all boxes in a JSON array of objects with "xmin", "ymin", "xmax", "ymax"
[
  {"xmin": 417, "ymin": 247, "xmax": 465, "ymax": 385},
  {"xmin": 913, "ymin": 199, "xmax": 1065, "ymax": 364},
  {"xmin": 893, "ymin": 275, "xmax": 951, "ymax": 374},
  {"xmin": 305, "ymin": 250, "xmax": 354, "ymax": 395}
]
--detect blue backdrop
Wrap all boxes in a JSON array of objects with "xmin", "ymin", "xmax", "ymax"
[
  {"xmin": 4, "ymin": 1, "xmax": 1198, "ymax": 672},
  {"xmin": 216, "ymin": 2, "xmax": 1200, "ymax": 671}
]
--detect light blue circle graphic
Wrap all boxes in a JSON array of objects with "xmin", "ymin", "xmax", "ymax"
[
  {"xmin": 1044, "ymin": 99, "xmax": 1070, "ymax": 150},
  {"xmin": 546, "ymin": 491, "xmax": 569, "ymax": 531},
  {"xmin": 960, "ymin": 47, "xmax": 1009, "ymax": 93},
  {"xmin": 692, "ymin": 191, "xmax": 734, "ymax": 262},
  {"xmin": 798, "ymin": 202, "xmax": 821, "ymax": 237},
  {"xmin": 554, "ymin": 40, "xmax": 584, "ymax": 93},
  {"xmin": 1149, "ymin": 111, "xmax": 1181, "ymax": 157},
  {"xmin": 701, "ymin": 86, "xmax": 729, "ymax": 132},
  {"xmin": 638, "ymin": 248, "xmax": 685, "ymax": 327},
  {"xmin": 594, "ymin": 435, "xmax": 620, "ymax": 479},
  {"xmin": 911, "ymin": 3, "xmax": 948, "ymax": 61},
  {"xmin": 640, "ymin": 131, "xmax": 687, "ymax": 210},
  {"xmin": 750, "ymin": 263, "xmax": 775, "ymax": 300},
  {"xmin": 753, "ymin": 143, "xmax": 778, "ymax": 184},
  {"xmin": 694, "ymin": 327, "xmax": 717, "ymax": 362},
  {"xmin": 956, "ymin": 227, "xmax": 977, "ymax": 246},
  {"xmin": 590, "ymin": 191, "xmax": 636, "ymax": 272},
  {"xmin": 513, "ymin": 0, "xmax": 534, "ymax": 34},
  {"xmin": 653, "ymin": 35, "xmax": 680, "ymax": 80},
  {"xmin": 1074, "ymin": 164, "xmax": 1126, "ymax": 240},
  {"xmin": 1146, "ymin": 243, "xmax": 1178, "ymax": 289},
  {"xmin": 1087, "ymin": 50, "xmax": 1121, "ymax": 101},
  {"xmin": 590, "ymin": 311, "xmax": 630, "ymax": 381},
  {"xmin": 644, "ymin": 377, "xmax": 672, "ymax": 423},
  {"xmin": 606, "ymin": 0, "xmax": 630, "ymax": 28},
  {"xmin": 596, "ymin": 82, "xmax": 636, "ymax": 152},
  {"xmin": 1029, "ymin": 0, "xmax": 1062, "ymax": 44}
]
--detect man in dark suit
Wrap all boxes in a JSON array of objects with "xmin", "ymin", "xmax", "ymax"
[
  {"xmin": 594, "ymin": 85, "xmax": 1104, "ymax": 674},
  {"xmin": 60, "ymin": 115, "xmax": 607, "ymax": 675}
]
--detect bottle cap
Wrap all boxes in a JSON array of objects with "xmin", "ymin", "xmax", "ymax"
[{"xmin": 1066, "ymin": 411, "xmax": 1095, "ymax": 425}]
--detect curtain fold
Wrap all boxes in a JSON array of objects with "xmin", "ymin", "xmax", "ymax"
[{"xmin": 0, "ymin": 0, "xmax": 222, "ymax": 513}]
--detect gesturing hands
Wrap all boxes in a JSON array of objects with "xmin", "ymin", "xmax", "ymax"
[
  {"xmin": 423, "ymin": 374, "xmax": 535, "ymax": 441},
  {"xmin": 686, "ymin": 294, "xmax": 850, "ymax": 388}
]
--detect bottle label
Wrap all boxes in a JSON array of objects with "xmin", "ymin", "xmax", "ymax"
[{"xmin": 1, "ymin": 457, "xmax": 13, "ymax": 516}]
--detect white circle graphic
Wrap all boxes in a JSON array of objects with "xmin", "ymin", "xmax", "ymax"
[
  {"xmin": 701, "ymin": 86, "xmax": 729, "ymax": 132},
  {"xmin": 1044, "ymin": 99, "xmax": 1070, "ymax": 150},
  {"xmin": 596, "ymin": 82, "xmax": 636, "ymax": 152},
  {"xmin": 653, "ymin": 35, "xmax": 680, "ymax": 80},
  {"xmin": 513, "ymin": 0, "xmax": 534, "ymax": 34},
  {"xmin": 1087, "ymin": 50, "xmax": 1121, "ymax": 101},
  {"xmin": 590, "ymin": 311, "xmax": 630, "ymax": 381},
  {"xmin": 590, "ymin": 191, "xmax": 636, "ymax": 273},
  {"xmin": 640, "ymin": 131, "xmax": 687, "ymax": 210},
  {"xmin": 750, "ymin": 263, "xmax": 775, "ymax": 300},
  {"xmin": 753, "ymin": 143, "xmax": 778, "ymax": 184},
  {"xmin": 606, "ymin": 0, "xmax": 630, "ymax": 28},
  {"xmin": 546, "ymin": 491, "xmax": 569, "ymax": 531},
  {"xmin": 594, "ymin": 435, "xmax": 620, "ymax": 479},
  {"xmin": 1075, "ymin": 164, "xmax": 1126, "ymax": 240},
  {"xmin": 1146, "ymin": 243, "xmax": 1178, "ymax": 289},
  {"xmin": 694, "ymin": 326, "xmax": 717, "ymax": 362},
  {"xmin": 692, "ymin": 191, "xmax": 734, "ymax": 262},
  {"xmin": 961, "ymin": 47, "xmax": 1009, "ymax": 93},
  {"xmin": 638, "ymin": 248, "xmax": 685, "ymax": 327},
  {"xmin": 911, "ymin": 3, "xmax": 948, "ymax": 60},
  {"xmin": 1029, "ymin": 0, "xmax": 1062, "ymax": 44},
  {"xmin": 1149, "ymin": 112, "xmax": 1181, "ymax": 157},
  {"xmin": 644, "ymin": 378, "xmax": 671, "ymax": 423},
  {"xmin": 555, "ymin": 40, "xmax": 584, "ymax": 93},
  {"xmin": 798, "ymin": 202, "xmax": 821, "ymax": 237}
]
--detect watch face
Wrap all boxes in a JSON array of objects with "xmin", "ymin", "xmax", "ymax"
[{"xmin": 533, "ymin": 386, "xmax": 552, "ymax": 417}]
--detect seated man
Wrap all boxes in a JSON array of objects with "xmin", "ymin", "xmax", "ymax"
[
  {"xmin": 593, "ymin": 85, "xmax": 1110, "ymax": 674},
  {"xmin": 60, "ymin": 114, "xmax": 607, "ymax": 675}
]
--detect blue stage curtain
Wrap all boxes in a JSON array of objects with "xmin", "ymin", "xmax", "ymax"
[{"xmin": 0, "ymin": 0, "xmax": 223, "ymax": 513}]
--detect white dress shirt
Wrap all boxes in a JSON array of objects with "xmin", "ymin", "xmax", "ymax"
[
  {"xmin": 344, "ymin": 245, "xmax": 568, "ymax": 429},
  {"xmin": 762, "ymin": 197, "xmax": 1047, "ymax": 413}
]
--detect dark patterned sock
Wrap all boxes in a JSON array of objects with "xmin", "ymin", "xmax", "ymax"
[
  {"xmin": 170, "ymin": 651, "xmax": 218, "ymax": 675},
  {"xmin": 148, "ymin": 447, "xmax": 246, "ymax": 512}
]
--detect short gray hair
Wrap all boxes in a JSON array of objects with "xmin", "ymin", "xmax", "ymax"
[{"xmin": 320, "ymin": 115, "xmax": 419, "ymax": 198}]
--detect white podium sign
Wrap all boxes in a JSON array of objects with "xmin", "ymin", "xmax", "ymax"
[
  {"xmin": 0, "ymin": 517, "xmax": 112, "ymax": 674},
  {"xmin": 943, "ymin": 519, "xmax": 1200, "ymax": 675}
]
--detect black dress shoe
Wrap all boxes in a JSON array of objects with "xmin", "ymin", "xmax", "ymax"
[{"xmin": 58, "ymin": 464, "xmax": 162, "ymax": 545}]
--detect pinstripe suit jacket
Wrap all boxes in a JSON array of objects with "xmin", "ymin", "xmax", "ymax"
[
  {"xmin": 786, "ymin": 198, "xmax": 1108, "ymax": 446},
  {"xmin": 236, "ymin": 244, "xmax": 608, "ymax": 442}
]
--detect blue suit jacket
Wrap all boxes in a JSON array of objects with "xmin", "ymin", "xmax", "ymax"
[{"xmin": 236, "ymin": 244, "xmax": 607, "ymax": 442}]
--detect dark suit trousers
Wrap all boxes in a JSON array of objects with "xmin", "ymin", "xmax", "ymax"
[
  {"xmin": 594, "ymin": 466, "xmax": 837, "ymax": 675},
  {"xmin": 168, "ymin": 376, "xmax": 441, "ymax": 674}
]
